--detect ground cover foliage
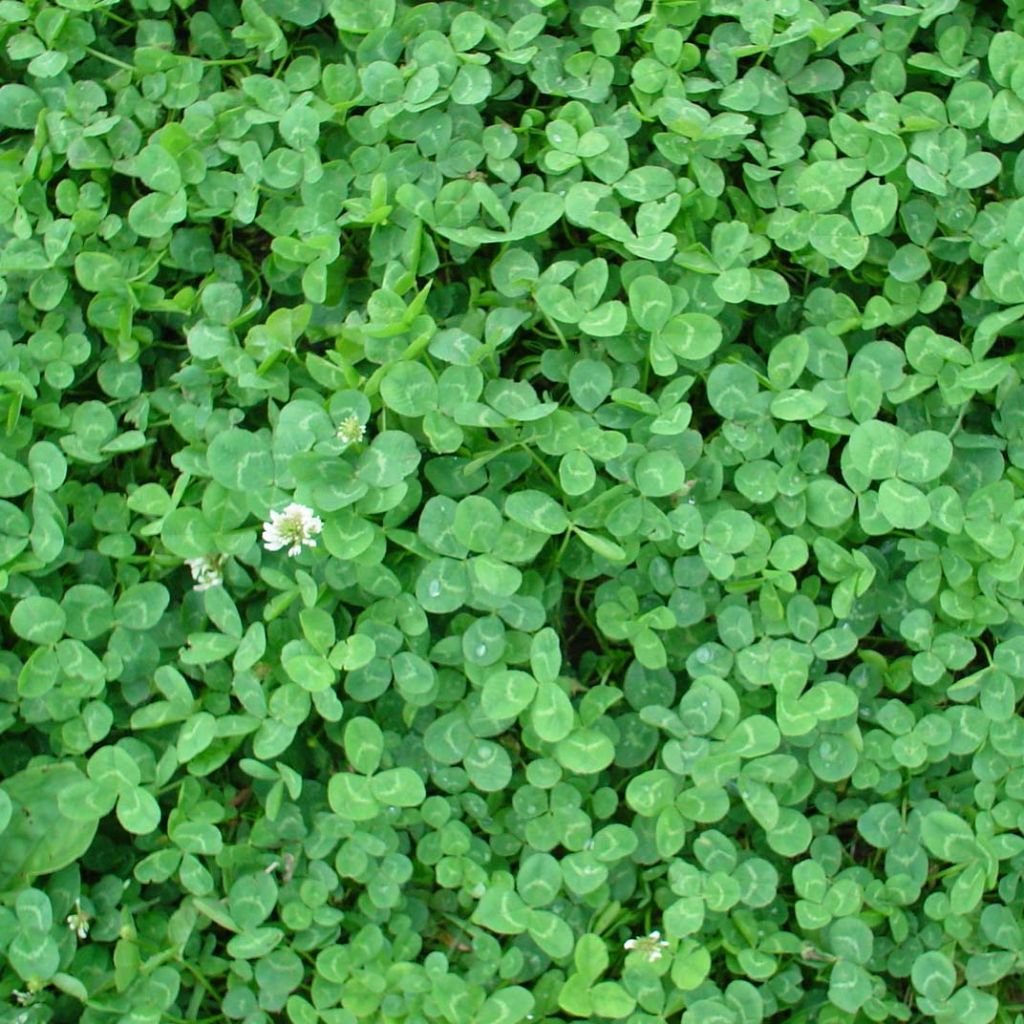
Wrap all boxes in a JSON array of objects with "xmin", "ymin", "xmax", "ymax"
[{"xmin": 4, "ymin": 0, "xmax": 1024, "ymax": 1021}]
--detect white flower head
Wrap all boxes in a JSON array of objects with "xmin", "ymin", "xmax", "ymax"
[
  {"xmin": 262, "ymin": 502, "xmax": 323, "ymax": 557},
  {"xmin": 185, "ymin": 554, "xmax": 224, "ymax": 591},
  {"xmin": 66, "ymin": 899, "xmax": 90, "ymax": 940},
  {"xmin": 13, "ymin": 990, "xmax": 33, "ymax": 1006},
  {"xmin": 623, "ymin": 930, "xmax": 669, "ymax": 963},
  {"xmin": 336, "ymin": 414, "xmax": 367, "ymax": 444}
]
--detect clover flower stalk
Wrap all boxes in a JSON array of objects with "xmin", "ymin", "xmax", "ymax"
[
  {"xmin": 336, "ymin": 414, "xmax": 366, "ymax": 444},
  {"xmin": 262, "ymin": 502, "xmax": 323, "ymax": 557},
  {"xmin": 67, "ymin": 899, "xmax": 90, "ymax": 940},
  {"xmin": 624, "ymin": 930, "xmax": 669, "ymax": 963},
  {"xmin": 185, "ymin": 554, "xmax": 224, "ymax": 591}
]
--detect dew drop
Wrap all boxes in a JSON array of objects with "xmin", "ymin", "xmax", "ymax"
[
  {"xmin": 428, "ymin": 579, "xmax": 442, "ymax": 597},
  {"xmin": 696, "ymin": 647, "xmax": 712, "ymax": 664},
  {"xmin": 819, "ymin": 741, "xmax": 834, "ymax": 758},
  {"xmin": 474, "ymin": 643, "xmax": 487, "ymax": 658}
]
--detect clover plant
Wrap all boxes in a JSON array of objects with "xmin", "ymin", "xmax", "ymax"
[{"xmin": 2, "ymin": 0, "xmax": 1024, "ymax": 1023}]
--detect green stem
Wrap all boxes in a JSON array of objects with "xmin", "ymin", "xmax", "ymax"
[
  {"xmin": 552, "ymin": 526, "xmax": 574, "ymax": 568},
  {"xmin": 202, "ymin": 56, "xmax": 260, "ymax": 66},
  {"xmin": 518, "ymin": 443, "xmax": 561, "ymax": 491},
  {"xmin": 97, "ymin": 8, "xmax": 134, "ymax": 26},
  {"xmin": 946, "ymin": 404, "xmax": 966, "ymax": 438},
  {"xmin": 179, "ymin": 959, "xmax": 222, "ymax": 1004},
  {"xmin": 85, "ymin": 46, "xmax": 135, "ymax": 71},
  {"xmin": 573, "ymin": 578, "xmax": 600, "ymax": 642},
  {"xmin": 540, "ymin": 309, "xmax": 568, "ymax": 348}
]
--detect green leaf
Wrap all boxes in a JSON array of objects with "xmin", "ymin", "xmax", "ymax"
[
  {"xmin": 555, "ymin": 729, "xmax": 615, "ymax": 774},
  {"xmin": 0, "ymin": 764, "xmax": 100, "ymax": 890},
  {"xmin": 808, "ymin": 214, "xmax": 868, "ymax": 269},
  {"xmin": 531, "ymin": 683, "xmax": 575, "ymax": 743},
  {"xmin": 0, "ymin": 452, "xmax": 35, "ymax": 497},
  {"xmin": 527, "ymin": 909, "xmax": 574, "ymax": 959},
  {"xmin": 518, "ymin": 852, "xmax": 562, "ymax": 907},
  {"xmin": 0, "ymin": 83, "xmax": 43, "ymax": 128},
  {"xmin": 530, "ymin": 628, "xmax": 562, "ymax": 685},
  {"xmin": 829, "ymin": 960, "xmax": 872, "ymax": 1013},
  {"xmin": 660, "ymin": 313, "xmax": 723, "ymax": 360},
  {"xmin": 11, "ymin": 596, "xmax": 65, "ymax": 645},
  {"xmin": 921, "ymin": 811, "xmax": 978, "ymax": 862},
  {"xmin": 356, "ymin": 431, "xmax": 421, "ymax": 487},
  {"xmin": 472, "ymin": 887, "xmax": 528, "ymax": 934},
  {"xmin": 721, "ymin": 715, "xmax": 780, "ymax": 758},
  {"xmin": 483, "ymin": 670, "xmax": 538, "ymax": 720},
  {"xmin": 134, "ymin": 146, "xmax": 183, "ymax": 193},
  {"xmin": 115, "ymin": 582, "xmax": 170, "ymax": 631},
  {"xmin": 897, "ymin": 430, "xmax": 953, "ymax": 483},
  {"xmin": 770, "ymin": 389, "xmax": 828, "ymax": 421},
  {"xmin": 913, "ymin": 946, "xmax": 958, "ymax": 1003},
  {"xmin": 850, "ymin": 179, "xmax": 898, "ymax": 234},
  {"xmin": 128, "ymin": 190, "xmax": 187, "ymax": 238},
  {"xmin": 568, "ymin": 359, "xmax": 613, "ymax": 411},
  {"xmin": 806, "ymin": 479, "xmax": 855, "ymax": 528},
  {"xmin": 8, "ymin": 928, "xmax": 60, "ymax": 980},
  {"xmin": 847, "ymin": 420, "xmax": 902, "ymax": 479},
  {"xmin": 370, "ymin": 768, "xmax": 425, "ymax": 807},
  {"xmin": 944, "ymin": 987, "xmax": 999, "ymax": 1024},
  {"xmin": 590, "ymin": 981, "xmax": 636, "ymax": 1019},
  {"xmin": 829, "ymin": 917, "xmax": 873, "ymax": 965},
  {"xmin": 634, "ymin": 450, "xmax": 686, "ymax": 497},
  {"xmin": 327, "ymin": 773, "xmax": 381, "ymax": 821},
  {"xmin": 948, "ymin": 152, "xmax": 1001, "ymax": 189},
  {"xmin": 504, "ymin": 490, "xmax": 569, "ymax": 534},
  {"xmin": 509, "ymin": 192, "xmax": 564, "ymax": 239},
  {"xmin": 116, "ymin": 787, "xmax": 161, "ymax": 835},
  {"xmin": 797, "ymin": 161, "xmax": 849, "ymax": 213},
  {"xmin": 629, "ymin": 276, "xmax": 673, "ymax": 332},
  {"xmin": 878, "ymin": 478, "xmax": 931, "ymax": 529},
  {"xmin": 380, "ymin": 362, "xmax": 437, "ymax": 416},
  {"xmin": 343, "ymin": 717, "xmax": 384, "ymax": 775},
  {"xmin": 207, "ymin": 429, "xmax": 275, "ymax": 493},
  {"xmin": 463, "ymin": 740, "xmax": 513, "ymax": 792}
]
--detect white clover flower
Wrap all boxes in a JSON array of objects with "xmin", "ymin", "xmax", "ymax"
[
  {"xmin": 623, "ymin": 930, "xmax": 669, "ymax": 963},
  {"xmin": 13, "ymin": 990, "xmax": 33, "ymax": 1006},
  {"xmin": 262, "ymin": 502, "xmax": 323, "ymax": 557},
  {"xmin": 185, "ymin": 554, "xmax": 224, "ymax": 591},
  {"xmin": 336, "ymin": 414, "xmax": 366, "ymax": 444},
  {"xmin": 66, "ymin": 900, "xmax": 90, "ymax": 940}
]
